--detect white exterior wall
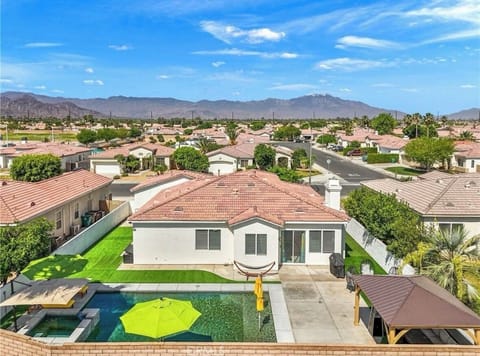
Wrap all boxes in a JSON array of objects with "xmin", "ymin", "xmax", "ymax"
[
  {"xmin": 90, "ymin": 159, "xmax": 121, "ymax": 177},
  {"xmin": 131, "ymin": 177, "xmax": 190, "ymax": 212},
  {"xmin": 130, "ymin": 147, "xmax": 153, "ymax": 159},
  {"xmin": 133, "ymin": 222, "xmax": 233, "ymax": 265},
  {"xmin": 232, "ymin": 220, "xmax": 280, "ymax": 271},
  {"xmin": 208, "ymin": 153, "xmax": 237, "ymax": 175},
  {"xmin": 423, "ymin": 218, "xmax": 480, "ymax": 240}
]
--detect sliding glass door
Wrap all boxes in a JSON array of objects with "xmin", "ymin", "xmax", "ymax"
[{"xmin": 281, "ymin": 230, "xmax": 305, "ymax": 263}]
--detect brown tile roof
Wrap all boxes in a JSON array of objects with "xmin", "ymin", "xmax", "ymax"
[
  {"xmin": 374, "ymin": 135, "xmax": 408, "ymax": 150},
  {"xmin": 362, "ymin": 172, "xmax": 480, "ymax": 216},
  {"xmin": 0, "ymin": 170, "xmax": 112, "ymax": 225},
  {"xmin": 130, "ymin": 170, "xmax": 349, "ymax": 225},
  {"xmin": 353, "ymin": 275, "xmax": 480, "ymax": 328},
  {"xmin": 207, "ymin": 142, "xmax": 256, "ymax": 158},
  {"xmin": 130, "ymin": 170, "xmax": 212, "ymax": 193},
  {"xmin": 455, "ymin": 141, "xmax": 480, "ymax": 158},
  {"xmin": 4, "ymin": 143, "xmax": 91, "ymax": 158}
]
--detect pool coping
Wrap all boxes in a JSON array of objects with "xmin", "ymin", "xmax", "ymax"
[{"xmin": 90, "ymin": 282, "xmax": 295, "ymax": 343}]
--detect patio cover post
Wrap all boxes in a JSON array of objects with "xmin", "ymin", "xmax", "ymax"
[
  {"xmin": 354, "ymin": 285, "xmax": 360, "ymax": 326},
  {"xmin": 475, "ymin": 329, "xmax": 480, "ymax": 345}
]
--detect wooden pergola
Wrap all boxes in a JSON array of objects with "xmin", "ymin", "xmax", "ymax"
[{"xmin": 352, "ymin": 275, "xmax": 480, "ymax": 345}]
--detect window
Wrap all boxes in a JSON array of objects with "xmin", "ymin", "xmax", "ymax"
[
  {"xmin": 439, "ymin": 223, "xmax": 463, "ymax": 235},
  {"xmin": 471, "ymin": 160, "xmax": 475, "ymax": 169},
  {"xmin": 74, "ymin": 203, "xmax": 79, "ymax": 219},
  {"xmin": 240, "ymin": 159, "xmax": 249, "ymax": 168},
  {"xmin": 309, "ymin": 230, "xmax": 336, "ymax": 253},
  {"xmin": 156, "ymin": 157, "xmax": 165, "ymax": 166},
  {"xmin": 195, "ymin": 229, "xmax": 221, "ymax": 250},
  {"xmin": 322, "ymin": 230, "xmax": 335, "ymax": 253},
  {"xmin": 245, "ymin": 234, "xmax": 267, "ymax": 255},
  {"xmin": 309, "ymin": 231, "xmax": 322, "ymax": 253},
  {"xmin": 55, "ymin": 211, "xmax": 62, "ymax": 230}
]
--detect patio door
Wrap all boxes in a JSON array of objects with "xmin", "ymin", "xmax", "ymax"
[{"xmin": 281, "ymin": 230, "xmax": 305, "ymax": 263}]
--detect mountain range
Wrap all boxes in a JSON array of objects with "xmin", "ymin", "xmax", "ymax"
[{"xmin": 0, "ymin": 91, "xmax": 477, "ymax": 120}]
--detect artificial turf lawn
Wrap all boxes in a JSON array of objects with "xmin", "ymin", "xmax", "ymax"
[
  {"xmin": 344, "ymin": 234, "xmax": 386, "ymax": 275},
  {"xmin": 23, "ymin": 226, "xmax": 233, "ymax": 283},
  {"xmin": 384, "ymin": 166, "xmax": 425, "ymax": 176}
]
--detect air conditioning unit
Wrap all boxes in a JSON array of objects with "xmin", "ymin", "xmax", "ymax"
[{"xmin": 71, "ymin": 224, "xmax": 81, "ymax": 235}]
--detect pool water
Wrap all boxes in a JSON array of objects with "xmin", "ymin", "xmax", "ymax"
[
  {"xmin": 85, "ymin": 292, "xmax": 276, "ymax": 342},
  {"xmin": 27, "ymin": 315, "xmax": 80, "ymax": 337}
]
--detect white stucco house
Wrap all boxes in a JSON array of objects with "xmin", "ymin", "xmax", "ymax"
[
  {"xmin": 207, "ymin": 143, "xmax": 292, "ymax": 176},
  {"xmin": 362, "ymin": 171, "xmax": 480, "ymax": 239},
  {"xmin": 89, "ymin": 143, "xmax": 174, "ymax": 177},
  {"xmin": 128, "ymin": 170, "xmax": 348, "ymax": 269},
  {"xmin": 452, "ymin": 141, "xmax": 480, "ymax": 173}
]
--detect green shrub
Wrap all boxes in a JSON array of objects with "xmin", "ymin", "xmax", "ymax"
[
  {"xmin": 113, "ymin": 175, "xmax": 121, "ymax": 179},
  {"xmin": 367, "ymin": 153, "xmax": 399, "ymax": 164}
]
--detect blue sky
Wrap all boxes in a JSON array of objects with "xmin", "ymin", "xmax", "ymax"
[{"xmin": 1, "ymin": 0, "xmax": 479, "ymax": 114}]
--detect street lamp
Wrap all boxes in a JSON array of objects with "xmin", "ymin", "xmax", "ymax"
[{"xmin": 326, "ymin": 158, "xmax": 331, "ymax": 176}]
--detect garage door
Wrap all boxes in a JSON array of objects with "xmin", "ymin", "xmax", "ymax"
[
  {"xmin": 94, "ymin": 163, "xmax": 121, "ymax": 177},
  {"xmin": 209, "ymin": 161, "xmax": 234, "ymax": 175}
]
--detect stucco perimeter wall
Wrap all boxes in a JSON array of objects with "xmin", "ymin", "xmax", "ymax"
[
  {"xmin": 1, "ymin": 330, "xmax": 478, "ymax": 356},
  {"xmin": 346, "ymin": 218, "xmax": 400, "ymax": 273}
]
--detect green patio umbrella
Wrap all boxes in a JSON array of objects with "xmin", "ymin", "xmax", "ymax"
[{"xmin": 120, "ymin": 298, "xmax": 202, "ymax": 339}]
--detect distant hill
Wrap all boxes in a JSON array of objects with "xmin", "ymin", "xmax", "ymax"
[
  {"xmin": 447, "ymin": 108, "xmax": 479, "ymax": 120},
  {"xmin": 0, "ymin": 94, "xmax": 103, "ymax": 118},
  {"xmin": 1, "ymin": 91, "xmax": 405, "ymax": 119}
]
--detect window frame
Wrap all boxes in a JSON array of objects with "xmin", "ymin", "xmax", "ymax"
[
  {"xmin": 309, "ymin": 230, "xmax": 336, "ymax": 253},
  {"xmin": 245, "ymin": 233, "xmax": 267, "ymax": 256},
  {"xmin": 74, "ymin": 203, "xmax": 80, "ymax": 219},
  {"xmin": 195, "ymin": 229, "xmax": 221, "ymax": 250},
  {"xmin": 55, "ymin": 211, "xmax": 62, "ymax": 230}
]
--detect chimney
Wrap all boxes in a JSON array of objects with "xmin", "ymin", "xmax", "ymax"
[{"xmin": 324, "ymin": 178, "xmax": 342, "ymax": 210}]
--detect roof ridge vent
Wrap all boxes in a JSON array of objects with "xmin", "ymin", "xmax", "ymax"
[
  {"xmin": 174, "ymin": 206, "xmax": 183, "ymax": 212},
  {"xmin": 217, "ymin": 182, "xmax": 226, "ymax": 187}
]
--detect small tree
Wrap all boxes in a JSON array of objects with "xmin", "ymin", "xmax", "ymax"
[
  {"xmin": 226, "ymin": 123, "xmax": 239, "ymax": 145},
  {"xmin": 316, "ymin": 134, "xmax": 336, "ymax": 145},
  {"xmin": 254, "ymin": 144, "xmax": 276, "ymax": 170},
  {"xmin": 404, "ymin": 137, "xmax": 454, "ymax": 171},
  {"xmin": 0, "ymin": 218, "xmax": 53, "ymax": 284},
  {"xmin": 268, "ymin": 166, "xmax": 300, "ymax": 183},
  {"xmin": 172, "ymin": 147, "xmax": 209, "ymax": 172},
  {"xmin": 10, "ymin": 154, "xmax": 62, "ymax": 182},
  {"xmin": 291, "ymin": 148, "xmax": 308, "ymax": 169},
  {"xmin": 273, "ymin": 125, "xmax": 301, "ymax": 141},
  {"xmin": 76, "ymin": 129, "xmax": 97, "ymax": 145}
]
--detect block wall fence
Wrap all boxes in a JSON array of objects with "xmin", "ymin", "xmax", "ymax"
[{"xmin": 1, "ymin": 329, "xmax": 478, "ymax": 356}]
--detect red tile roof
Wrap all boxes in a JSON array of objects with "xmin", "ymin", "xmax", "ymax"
[
  {"xmin": 130, "ymin": 170, "xmax": 349, "ymax": 225},
  {"xmin": 90, "ymin": 143, "xmax": 174, "ymax": 159},
  {"xmin": 2, "ymin": 143, "xmax": 90, "ymax": 158},
  {"xmin": 0, "ymin": 170, "xmax": 112, "ymax": 225},
  {"xmin": 207, "ymin": 142, "xmax": 256, "ymax": 158},
  {"xmin": 455, "ymin": 141, "xmax": 480, "ymax": 158}
]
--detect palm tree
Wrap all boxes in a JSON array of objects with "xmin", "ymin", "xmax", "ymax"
[
  {"xmin": 226, "ymin": 126, "xmax": 239, "ymax": 145},
  {"xmin": 197, "ymin": 137, "xmax": 211, "ymax": 154},
  {"xmin": 423, "ymin": 112, "xmax": 435, "ymax": 138},
  {"xmin": 423, "ymin": 226, "xmax": 480, "ymax": 303},
  {"xmin": 412, "ymin": 113, "xmax": 422, "ymax": 138},
  {"xmin": 459, "ymin": 130, "xmax": 475, "ymax": 141}
]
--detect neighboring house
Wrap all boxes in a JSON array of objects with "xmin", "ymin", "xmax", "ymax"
[
  {"xmin": 368, "ymin": 135, "xmax": 408, "ymax": 155},
  {"xmin": 207, "ymin": 143, "xmax": 292, "ymax": 175},
  {"xmin": 0, "ymin": 169, "xmax": 112, "ymax": 247},
  {"xmin": 452, "ymin": 141, "xmax": 480, "ymax": 173},
  {"xmin": 89, "ymin": 143, "xmax": 174, "ymax": 177},
  {"xmin": 130, "ymin": 170, "xmax": 211, "ymax": 212},
  {"xmin": 337, "ymin": 129, "xmax": 380, "ymax": 148},
  {"xmin": 0, "ymin": 142, "xmax": 91, "ymax": 171},
  {"xmin": 129, "ymin": 170, "xmax": 348, "ymax": 268},
  {"xmin": 361, "ymin": 172, "xmax": 480, "ymax": 238}
]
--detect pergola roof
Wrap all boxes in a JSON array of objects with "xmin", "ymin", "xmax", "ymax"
[
  {"xmin": 353, "ymin": 275, "xmax": 480, "ymax": 329},
  {"xmin": 0, "ymin": 278, "xmax": 88, "ymax": 306}
]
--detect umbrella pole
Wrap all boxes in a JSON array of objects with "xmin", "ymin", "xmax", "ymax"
[{"xmin": 258, "ymin": 312, "xmax": 260, "ymax": 331}]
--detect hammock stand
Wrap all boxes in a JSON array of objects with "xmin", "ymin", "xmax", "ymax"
[{"xmin": 233, "ymin": 260, "xmax": 276, "ymax": 280}]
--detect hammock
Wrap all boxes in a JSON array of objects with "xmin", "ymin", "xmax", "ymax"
[{"xmin": 233, "ymin": 260, "xmax": 276, "ymax": 280}]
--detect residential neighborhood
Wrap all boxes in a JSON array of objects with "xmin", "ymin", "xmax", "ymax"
[{"xmin": 0, "ymin": 111, "xmax": 479, "ymax": 355}]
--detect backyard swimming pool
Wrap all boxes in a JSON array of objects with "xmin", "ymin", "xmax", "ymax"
[
  {"xmin": 84, "ymin": 291, "xmax": 276, "ymax": 342},
  {"xmin": 26, "ymin": 315, "xmax": 80, "ymax": 338}
]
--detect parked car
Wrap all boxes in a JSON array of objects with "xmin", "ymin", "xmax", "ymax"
[{"xmin": 346, "ymin": 149, "xmax": 363, "ymax": 156}]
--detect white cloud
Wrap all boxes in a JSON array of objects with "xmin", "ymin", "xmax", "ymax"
[
  {"xmin": 270, "ymin": 83, "xmax": 318, "ymax": 91},
  {"xmin": 85, "ymin": 67, "xmax": 94, "ymax": 73},
  {"xmin": 0, "ymin": 79, "xmax": 13, "ymax": 84},
  {"xmin": 108, "ymin": 44, "xmax": 132, "ymax": 51},
  {"xmin": 51, "ymin": 89, "xmax": 64, "ymax": 94},
  {"xmin": 372, "ymin": 83, "xmax": 394, "ymax": 88},
  {"xmin": 315, "ymin": 57, "xmax": 389, "ymax": 71},
  {"xmin": 336, "ymin": 36, "xmax": 399, "ymax": 49},
  {"xmin": 211, "ymin": 61, "xmax": 225, "ymax": 67},
  {"xmin": 34, "ymin": 85, "xmax": 47, "ymax": 90},
  {"xmin": 405, "ymin": 0, "xmax": 480, "ymax": 25},
  {"xmin": 339, "ymin": 88, "xmax": 352, "ymax": 92},
  {"xmin": 24, "ymin": 42, "xmax": 63, "ymax": 48},
  {"xmin": 205, "ymin": 70, "xmax": 257, "ymax": 83},
  {"xmin": 193, "ymin": 48, "xmax": 298, "ymax": 59},
  {"xmin": 83, "ymin": 79, "xmax": 104, "ymax": 85},
  {"xmin": 156, "ymin": 74, "xmax": 170, "ymax": 79},
  {"xmin": 200, "ymin": 21, "xmax": 285, "ymax": 44},
  {"xmin": 460, "ymin": 84, "xmax": 476, "ymax": 88},
  {"xmin": 421, "ymin": 29, "xmax": 480, "ymax": 44}
]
